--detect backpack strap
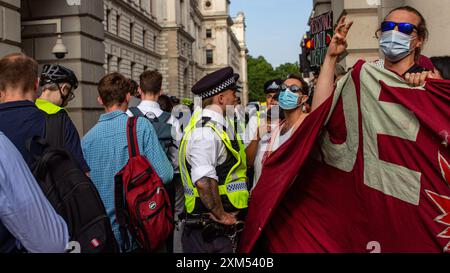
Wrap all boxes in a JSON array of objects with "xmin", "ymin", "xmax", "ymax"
[
  {"xmin": 114, "ymin": 174, "xmax": 130, "ymax": 253},
  {"xmin": 159, "ymin": 111, "xmax": 172, "ymax": 123},
  {"xmin": 45, "ymin": 111, "xmax": 66, "ymax": 148},
  {"xmin": 126, "ymin": 117, "xmax": 140, "ymax": 158},
  {"xmin": 129, "ymin": 107, "xmax": 144, "ymax": 118},
  {"xmin": 116, "ymin": 117, "xmax": 142, "ymax": 252}
]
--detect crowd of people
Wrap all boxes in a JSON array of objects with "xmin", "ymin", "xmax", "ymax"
[{"xmin": 0, "ymin": 5, "xmax": 449, "ymax": 253}]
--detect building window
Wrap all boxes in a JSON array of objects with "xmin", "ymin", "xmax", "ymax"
[
  {"xmin": 180, "ymin": 0, "xmax": 185, "ymax": 26},
  {"xmin": 153, "ymin": 35, "xmax": 157, "ymax": 51},
  {"xmin": 206, "ymin": 49, "xmax": 213, "ymax": 64},
  {"xmin": 106, "ymin": 54, "xmax": 113, "ymax": 73},
  {"xmin": 206, "ymin": 29, "xmax": 212, "ymax": 38},
  {"xmin": 118, "ymin": 57, "xmax": 123, "ymax": 73},
  {"xmin": 131, "ymin": 62, "xmax": 136, "ymax": 80},
  {"xmin": 116, "ymin": 14, "xmax": 121, "ymax": 35},
  {"xmin": 130, "ymin": 22, "xmax": 135, "ymax": 43},
  {"xmin": 205, "ymin": 1, "xmax": 212, "ymax": 8},
  {"xmin": 143, "ymin": 29, "xmax": 147, "ymax": 48},
  {"xmin": 106, "ymin": 9, "xmax": 111, "ymax": 32}
]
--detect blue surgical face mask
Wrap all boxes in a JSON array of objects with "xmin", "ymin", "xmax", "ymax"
[
  {"xmin": 278, "ymin": 89, "xmax": 300, "ymax": 110},
  {"xmin": 380, "ymin": 30, "xmax": 416, "ymax": 62}
]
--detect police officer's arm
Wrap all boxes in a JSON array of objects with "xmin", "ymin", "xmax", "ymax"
[
  {"xmin": 196, "ymin": 177, "xmax": 237, "ymax": 226},
  {"xmin": 312, "ymin": 16, "xmax": 353, "ymax": 111}
]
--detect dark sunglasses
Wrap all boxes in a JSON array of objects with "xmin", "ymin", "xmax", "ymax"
[
  {"xmin": 281, "ymin": 84, "xmax": 302, "ymax": 93},
  {"xmin": 381, "ymin": 21, "xmax": 418, "ymax": 35}
]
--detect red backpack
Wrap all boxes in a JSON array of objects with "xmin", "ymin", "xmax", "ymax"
[{"xmin": 114, "ymin": 117, "xmax": 173, "ymax": 252}]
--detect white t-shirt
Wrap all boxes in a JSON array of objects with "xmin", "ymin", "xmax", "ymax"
[
  {"xmin": 252, "ymin": 133, "xmax": 271, "ymax": 191},
  {"xmin": 126, "ymin": 100, "xmax": 182, "ymax": 173},
  {"xmin": 252, "ymin": 125, "xmax": 294, "ymax": 192}
]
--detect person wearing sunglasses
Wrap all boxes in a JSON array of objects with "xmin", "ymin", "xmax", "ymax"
[
  {"xmin": 252, "ymin": 74, "xmax": 310, "ymax": 180},
  {"xmin": 375, "ymin": 7, "xmax": 442, "ymax": 86},
  {"xmin": 314, "ymin": 6, "xmax": 442, "ymax": 113}
]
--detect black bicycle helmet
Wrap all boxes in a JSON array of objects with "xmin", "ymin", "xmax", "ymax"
[{"xmin": 40, "ymin": 64, "xmax": 79, "ymax": 89}]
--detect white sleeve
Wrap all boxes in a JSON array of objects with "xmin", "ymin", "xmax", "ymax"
[
  {"xmin": 168, "ymin": 116, "xmax": 181, "ymax": 172},
  {"xmin": 243, "ymin": 115, "xmax": 259, "ymax": 147},
  {"xmin": 186, "ymin": 127, "xmax": 222, "ymax": 184}
]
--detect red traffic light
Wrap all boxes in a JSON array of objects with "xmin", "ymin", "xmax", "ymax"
[{"xmin": 304, "ymin": 38, "xmax": 314, "ymax": 49}]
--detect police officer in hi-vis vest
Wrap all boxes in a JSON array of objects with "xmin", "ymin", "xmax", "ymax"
[{"xmin": 179, "ymin": 67, "xmax": 248, "ymax": 253}]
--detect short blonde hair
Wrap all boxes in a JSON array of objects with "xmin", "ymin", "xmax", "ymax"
[{"xmin": 202, "ymin": 97, "xmax": 214, "ymax": 108}]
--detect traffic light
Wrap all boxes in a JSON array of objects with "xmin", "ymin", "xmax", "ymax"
[{"xmin": 300, "ymin": 32, "xmax": 312, "ymax": 76}]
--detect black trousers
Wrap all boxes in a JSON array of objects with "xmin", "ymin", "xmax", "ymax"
[{"xmin": 182, "ymin": 225, "xmax": 233, "ymax": 253}]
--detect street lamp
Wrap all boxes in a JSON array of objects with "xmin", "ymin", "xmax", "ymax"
[{"xmin": 21, "ymin": 19, "xmax": 68, "ymax": 59}]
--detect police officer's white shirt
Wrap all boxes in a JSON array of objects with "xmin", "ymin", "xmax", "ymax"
[
  {"xmin": 186, "ymin": 107, "xmax": 231, "ymax": 185},
  {"xmin": 126, "ymin": 100, "xmax": 182, "ymax": 173}
]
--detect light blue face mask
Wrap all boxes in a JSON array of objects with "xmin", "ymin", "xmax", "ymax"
[
  {"xmin": 380, "ymin": 30, "xmax": 416, "ymax": 62},
  {"xmin": 278, "ymin": 89, "xmax": 300, "ymax": 110}
]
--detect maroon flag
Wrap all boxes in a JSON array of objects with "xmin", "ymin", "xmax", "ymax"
[{"xmin": 240, "ymin": 60, "xmax": 450, "ymax": 253}]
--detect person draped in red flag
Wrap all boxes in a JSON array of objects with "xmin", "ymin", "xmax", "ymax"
[{"xmin": 240, "ymin": 6, "xmax": 450, "ymax": 253}]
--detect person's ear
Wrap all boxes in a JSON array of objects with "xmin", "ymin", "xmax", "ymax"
[
  {"xmin": 413, "ymin": 34, "xmax": 424, "ymax": 50},
  {"xmin": 34, "ymin": 79, "xmax": 39, "ymax": 93},
  {"xmin": 97, "ymin": 96, "xmax": 104, "ymax": 106},
  {"xmin": 126, "ymin": 92, "xmax": 131, "ymax": 103},
  {"xmin": 138, "ymin": 87, "xmax": 143, "ymax": 96},
  {"xmin": 299, "ymin": 95, "xmax": 309, "ymax": 105},
  {"xmin": 218, "ymin": 93, "xmax": 224, "ymax": 105},
  {"xmin": 61, "ymin": 84, "xmax": 69, "ymax": 94}
]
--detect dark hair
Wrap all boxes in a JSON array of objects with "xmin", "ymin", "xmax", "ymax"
[
  {"xmin": 383, "ymin": 6, "xmax": 429, "ymax": 60},
  {"xmin": 286, "ymin": 74, "xmax": 310, "ymax": 95},
  {"xmin": 0, "ymin": 53, "xmax": 38, "ymax": 93},
  {"xmin": 129, "ymin": 79, "xmax": 139, "ymax": 97},
  {"xmin": 170, "ymin": 96, "xmax": 180, "ymax": 105},
  {"xmin": 140, "ymin": 70, "xmax": 162, "ymax": 95},
  {"xmin": 430, "ymin": 56, "xmax": 450, "ymax": 80},
  {"xmin": 98, "ymin": 72, "xmax": 131, "ymax": 107},
  {"xmin": 158, "ymin": 94, "xmax": 174, "ymax": 112}
]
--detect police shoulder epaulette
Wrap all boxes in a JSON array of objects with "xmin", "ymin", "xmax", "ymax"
[{"xmin": 196, "ymin": 117, "xmax": 212, "ymax": 128}]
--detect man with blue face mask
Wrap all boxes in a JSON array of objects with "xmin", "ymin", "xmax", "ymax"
[
  {"xmin": 259, "ymin": 74, "xmax": 310, "ymax": 160},
  {"xmin": 313, "ymin": 6, "xmax": 440, "ymax": 111},
  {"xmin": 375, "ymin": 6, "xmax": 441, "ymax": 86},
  {"xmin": 277, "ymin": 75, "xmax": 310, "ymax": 134}
]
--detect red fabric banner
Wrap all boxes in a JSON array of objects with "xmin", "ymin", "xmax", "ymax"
[{"xmin": 240, "ymin": 60, "xmax": 450, "ymax": 253}]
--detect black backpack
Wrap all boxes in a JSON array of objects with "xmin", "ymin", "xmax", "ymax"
[
  {"xmin": 26, "ymin": 112, "xmax": 119, "ymax": 253},
  {"xmin": 129, "ymin": 107, "xmax": 173, "ymax": 155}
]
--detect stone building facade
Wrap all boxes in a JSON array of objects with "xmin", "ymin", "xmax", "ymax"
[
  {"xmin": 307, "ymin": 0, "xmax": 450, "ymax": 70},
  {"xmin": 0, "ymin": 0, "xmax": 247, "ymax": 135}
]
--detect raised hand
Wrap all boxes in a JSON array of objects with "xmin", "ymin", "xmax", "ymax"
[{"xmin": 326, "ymin": 16, "xmax": 354, "ymax": 58}]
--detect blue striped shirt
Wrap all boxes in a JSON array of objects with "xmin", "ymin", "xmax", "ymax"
[{"xmin": 81, "ymin": 111, "xmax": 173, "ymax": 250}]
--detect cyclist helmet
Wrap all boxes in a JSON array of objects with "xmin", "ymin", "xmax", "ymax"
[{"xmin": 40, "ymin": 64, "xmax": 78, "ymax": 90}]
